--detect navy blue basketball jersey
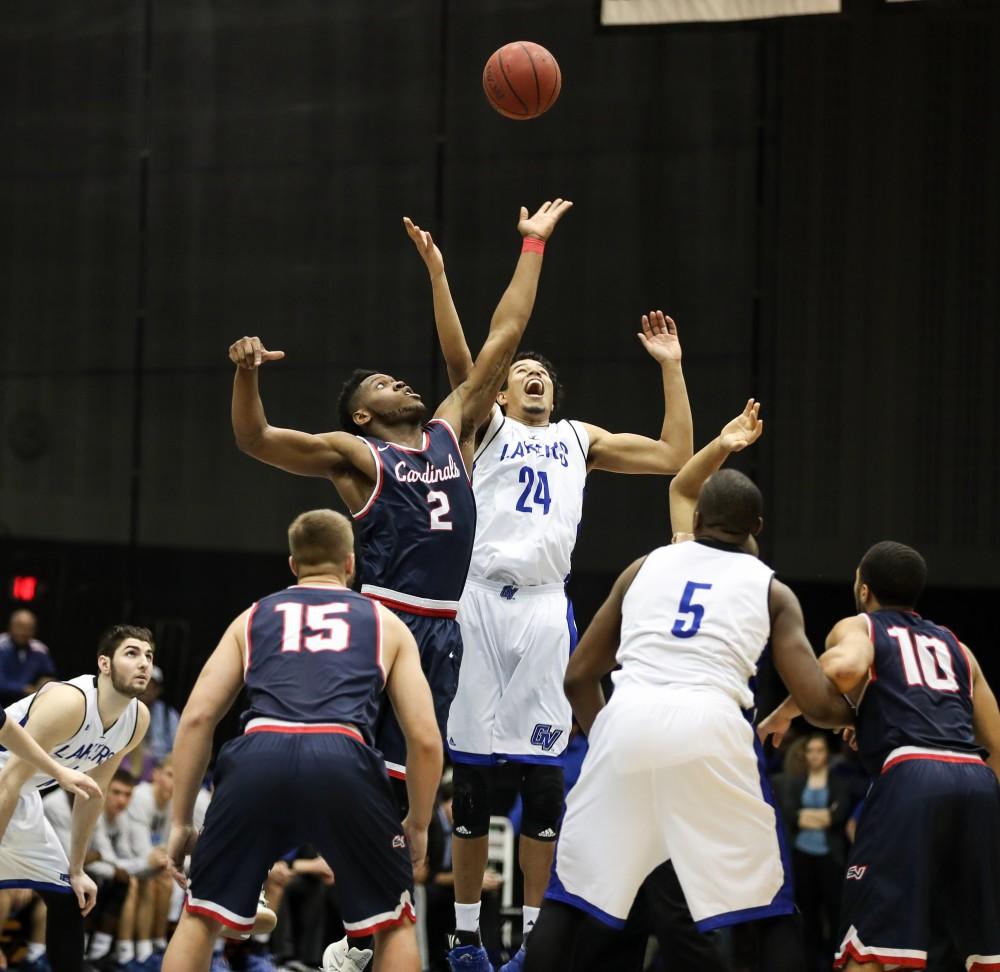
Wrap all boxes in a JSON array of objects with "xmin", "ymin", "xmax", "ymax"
[
  {"xmin": 244, "ymin": 585, "xmax": 384, "ymax": 740},
  {"xmin": 855, "ymin": 610, "xmax": 978, "ymax": 776},
  {"xmin": 353, "ymin": 419, "xmax": 476, "ymax": 617}
]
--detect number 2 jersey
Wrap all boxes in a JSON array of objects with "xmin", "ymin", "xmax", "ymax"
[
  {"xmin": 244, "ymin": 584, "xmax": 385, "ymax": 741},
  {"xmin": 854, "ymin": 609, "xmax": 979, "ymax": 777},
  {"xmin": 353, "ymin": 419, "xmax": 476, "ymax": 618},
  {"xmin": 614, "ymin": 539, "xmax": 775, "ymax": 710},
  {"xmin": 469, "ymin": 407, "xmax": 590, "ymax": 586}
]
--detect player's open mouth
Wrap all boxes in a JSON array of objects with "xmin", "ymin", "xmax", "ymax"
[{"xmin": 525, "ymin": 378, "xmax": 545, "ymax": 396}]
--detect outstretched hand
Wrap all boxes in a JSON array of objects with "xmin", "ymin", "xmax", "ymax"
[
  {"xmin": 403, "ymin": 217, "xmax": 445, "ymax": 278},
  {"xmin": 228, "ymin": 336, "xmax": 286, "ymax": 370},
  {"xmin": 637, "ymin": 310, "xmax": 682, "ymax": 364},
  {"xmin": 719, "ymin": 399, "xmax": 763, "ymax": 453},
  {"xmin": 757, "ymin": 708, "xmax": 792, "ymax": 748},
  {"xmin": 517, "ymin": 198, "xmax": 573, "ymax": 241}
]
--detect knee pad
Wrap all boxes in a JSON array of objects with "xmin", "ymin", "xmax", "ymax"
[
  {"xmin": 521, "ymin": 764, "xmax": 565, "ymax": 841},
  {"xmin": 452, "ymin": 762, "xmax": 492, "ymax": 839}
]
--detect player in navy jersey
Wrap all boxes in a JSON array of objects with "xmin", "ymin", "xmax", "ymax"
[
  {"xmin": 228, "ymin": 198, "xmax": 572, "ymax": 790},
  {"xmin": 759, "ymin": 541, "xmax": 1000, "ymax": 971},
  {"xmin": 163, "ymin": 510, "xmax": 443, "ymax": 972}
]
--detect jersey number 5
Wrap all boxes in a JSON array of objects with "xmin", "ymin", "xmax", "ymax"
[
  {"xmin": 671, "ymin": 581, "xmax": 713, "ymax": 639},
  {"xmin": 886, "ymin": 626, "xmax": 960, "ymax": 692},
  {"xmin": 276, "ymin": 602, "xmax": 351, "ymax": 653}
]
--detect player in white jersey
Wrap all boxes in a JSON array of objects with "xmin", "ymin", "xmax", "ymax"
[
  {"xmin": 0, "ymin": 625, "xmax": 152, "ymax": 972},
  {"xmin": 404, "ymin": 220, "xmax": 693, "ymax": 972},
  {"xmin": 520, "ymin": 469, "xmax": 853, "ymax": 972}
]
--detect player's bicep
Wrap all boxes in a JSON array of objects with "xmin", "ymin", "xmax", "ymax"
[
  {"xmin": 250, "ymin": 427, "xmax": 364, "ymax": 478},
  {"xmin": 384, "ymin": 623, "xmax": 438, "ymax": 744},
  {"xmin": 437, "ymin": 335, "xmax": 516, "ymax": 437},
  {"xmin": 585, "ymin": 426, "xmax": 679, "ymax": 475},
  {"xmin": 566, "ymin": 558, "xmax": 645, "ymax": 688},
  {"xmin": 968, "ymin": 648, "xmax": 1000, "ymax": 758},
  {"xmin": 178, "ymin": 619, "xmax": 246, "ymax": 727},
  {"xmin": 819, "ymin": 618, "xmax": 874, "ymax": 694}
]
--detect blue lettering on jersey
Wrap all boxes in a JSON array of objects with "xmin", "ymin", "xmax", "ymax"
[
  {"xmin": 52, "ymin": 741, "xmax": 115, "ymax": 765},
  {"xmin": 531, "ymin": 723, "xmax": 563, "ymax": 751},
  {"xmin": 500, "ymin": 585, "xmax": 518, "ymax": 601},
  {"xmin": 498, "ymin": 440, "xmax": 569, "ymax": 468}
]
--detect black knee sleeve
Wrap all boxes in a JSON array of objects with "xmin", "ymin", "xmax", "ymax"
[
  {"xmin": 41, "ymin": 891, "xmax": 84, "ymax": 972},
  {"xmin": 452, "ymin": 762, "xmax": 492, "ymax": 839},
  {"xmin": 521, "ymin": 764, "xmax": 564, "ymax": 841}
]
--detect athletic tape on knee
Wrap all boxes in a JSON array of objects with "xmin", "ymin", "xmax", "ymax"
[
  {"xmin": 521, "ymin": 764, "xmax": 564, "ymax": 841},
  {"xmin": 452, "ymin": 762, "xmax": 491, "ymax": 839}
]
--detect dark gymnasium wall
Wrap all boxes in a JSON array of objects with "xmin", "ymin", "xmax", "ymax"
[{"xmin": 1, "ymin": 0, "xmax": 997, "ymax": 693}]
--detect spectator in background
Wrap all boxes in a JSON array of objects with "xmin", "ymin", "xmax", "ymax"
[
  {"xmin": 774, "ymin": 733, "xmax": 851, "ymax": 971},
  {"xmin": 123, "ymin": 667, "xmax": 180, "ymax": 782},
  {"xmin": 0, "ymin": 610, "xmax": 56, "ymax": 707},
  {"xmin": 85, "ymin": 769, "xmax": 169, "ymax": 971}
]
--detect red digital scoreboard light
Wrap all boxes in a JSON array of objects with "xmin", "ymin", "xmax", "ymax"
[{"xmin": 11, "ymin": 576, "xmax": 39, "ymax": 601}]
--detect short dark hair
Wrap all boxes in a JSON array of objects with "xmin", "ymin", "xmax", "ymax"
[
  {"xmin": 337, "ymin": 369, "xmax": 378, "ymax": 435},
  {"xmin": 288, "ymin": 509, "xmax": 354, "ymax": 568},
  {"xmin": 696, "ymin": 469, "xmax": 763, "ymax": 537},
  {"xmin": 111, "ymin": 767, "xmax": 136, "ymax": 788},
  {"xmin": 858, "ymin": 541, "xmax": 927, "ymax": 609},
  {"xmin": 97, "ymin": 624, "xmax": 155, "ymax": 664},
  {"xmin": 504, "ymin": 351, "xmax": 564, "ymax": 412}
]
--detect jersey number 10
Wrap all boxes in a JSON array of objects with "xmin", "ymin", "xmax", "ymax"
[{"xmin": 886, "ymin": 626, "xmax": 960, "ymax": 692}]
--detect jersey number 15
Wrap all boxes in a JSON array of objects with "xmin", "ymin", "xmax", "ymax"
[{"xmin": 275, "ymin": 602, "xmax": 351, "ymax": 653}]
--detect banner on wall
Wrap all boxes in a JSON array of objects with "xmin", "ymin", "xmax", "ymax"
[{"xmin": 600, "ymin": 0, "xmax": 840, "ymax": 24}]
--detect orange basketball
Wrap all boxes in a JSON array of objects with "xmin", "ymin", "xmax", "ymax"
[{"xmin": 482, "ymin": 41, "xmax": 561, "ymax": 121}]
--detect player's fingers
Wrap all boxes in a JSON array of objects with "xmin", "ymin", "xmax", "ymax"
[
  {"xmin": 519, "ymin": 206, "xmax": 528, "ymax": 221},
  {"xmin": 663, "ymin": 315, "xmax": 677, "ymax": 334},
  {"xmin": 240, "ymin": 337, "xmax": 256, "ymax": 367},
  {"xmin": 261, "ymin": 350, "xmax": 285, "ymax": 362}
]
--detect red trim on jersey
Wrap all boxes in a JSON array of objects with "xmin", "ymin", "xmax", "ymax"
[
  {"xmin": 864, "ymin": 614, "xmax": 877, "ymax": 684},
  {"xmin": 363, "ymin": 592, "xmax": 457, "ymax": 620},
  {"xmin": 380, "ymin": 431, "xmax": 430, "ymax": 454},
  {"xmin": 882, "ymin": 752, "xmax": 984, "ymax": 774},
  {"xmin": 371, "ymin": 600, "xmax": 386, "ymax": 684},
  {"xmin": 346, "ymin": 902, "xmax": 417, "ymax": 938},
  {"xmin": 245, "ymin": 723, "xmax": 364, "ymax": 743},
  {"xmin": 185, "ymin": 902, "xmax": 255, "ymax": 933},
  {"xmin": 943, "ymin": 627, "xmax": 975, "ymax": 698},
  {"xmin": 353, "ymin": 440, "xmax": 384, "ymax": 521},
  {"xmin": 386, "ymin": 767, "xmax": 407, "ymax": 780},
  {"xmin": 968, "ymin": 960, "xmax": 1000, "ymax": 971},
  {"xmin": 836, "ymin": 940, "xmax": 925, "ymax": 968},
  {"xmin": 244, "ymin": 602, "xmax": 259, "ymax": 676},
  {"xmin": 428, "ymin": 418, "xmax": 472, "ymax": 486}
]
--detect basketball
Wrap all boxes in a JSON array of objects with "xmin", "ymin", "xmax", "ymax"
[{"xmin": 482, "ymin": 41, "xmax": 561, "ymax": 120}]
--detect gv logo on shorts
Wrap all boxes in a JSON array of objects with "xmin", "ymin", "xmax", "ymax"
[
  {"xmin": 530, "ymin": 724, "xmax": 563, "ymax": 751},
  {"xmin": 846, "ymin": 865, "xmax": 868, "ymax": 881},
  {"xmin": 392, "ymin": 834, "xmax": 407, "ymax": 849}
]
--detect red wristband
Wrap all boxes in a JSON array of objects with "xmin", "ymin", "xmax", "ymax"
[{"xmin": 521, "ymin": 236, "xmax": 546, "ymax": 255}]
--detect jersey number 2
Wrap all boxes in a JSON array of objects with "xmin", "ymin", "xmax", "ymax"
[
  {"xmin": 276, "ymin": 602, "xmax": 350, "ymax": 653},
  {"xmin": 671, "ymin": 581, "xmax": 713, "ymax": 639},
  {"xmin": 427, "ymin": 490, "xmax": 453, "ymax": 531},
  {"xmin": 886, "ymin": 626, "xmax": 959, "ymax": 692}
]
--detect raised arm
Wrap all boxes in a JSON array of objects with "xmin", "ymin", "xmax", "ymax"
[
  {"xmin": 564, "ymin": 558, "xmax": 646, "ymax": 734},
  {"xmin": 404, "ymin": 218, "xmax": 473, "ymax": 390},
  {"xmin": 434, "ymin": 199, "xmax": 573, "ymax": 444},
  {"xmin": 381, "ymin": 608, "xmax": 444, "ymax": 869},
  {"xmin": 669, "ymin": 399, "xmax": 763, "ymax": 540},
  {"xmin": 967, "ymin": 646, "xmax": 1000, "ymax": 780},
  {"xmin": 581, "ymin": 311, "xmax": 693, "ymax": 476},
  {"xmin": 760, "ymin": 582, "xmax": 854, "ymax": 743},
  {"xmin": 229, "ymin": 336, "xmax": 375, "ymax": 483},
  {"xmin": 166, "ymin": 615, "xmax": 246, "ymax": 885}
]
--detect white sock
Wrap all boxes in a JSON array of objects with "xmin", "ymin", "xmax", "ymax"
[
  {"xmin": 454, "ymin": 901, "xmax": 481, "ymax": 934},
  {"xmin": 252, "ymin": 932, "xmax": 270, "ymax": 944},
  {"xmin": 136, "ymin": 940, "xmax": 153, "ymax": 962},
  {"xmin": 523, "ymin": 905, "xmax": 540, "ymax": 938},
  {"xmin": 26, "ymin": 943, "xmax": 46, "ymax": 962},
  {"xmin": 116, "ymin": 940, "xmax": 136, "ymax": 964},
  {"xmin": 88, "ymin": 932, "xmax": 113, "ymax": 960},
  {"xmin": 154, "ymin": 937, "xmax": 168, "ymax": 951}
]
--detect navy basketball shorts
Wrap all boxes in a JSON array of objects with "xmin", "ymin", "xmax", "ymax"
[
  {"xmin": 186, "ymin": 728, "xmax": 415, "ymax": 938},
  {"xmin": 834, "ymin": 753, "xmax": 1000, "ymax": 969},
  {"xmin": 374, "ymin": 612, "xmax": 462, "ymax": 779}
]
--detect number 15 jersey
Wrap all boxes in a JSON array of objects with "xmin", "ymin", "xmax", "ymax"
[
  {"xmin": 469, "ymin": 408, "xmax": 590, "ymax": 586},
  {"xmin": 614, "ymin": 539, "xmax": 775, "ymax": 710}
]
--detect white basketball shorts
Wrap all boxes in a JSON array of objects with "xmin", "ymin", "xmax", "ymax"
[
  {"xmin": 448, "ymin": 577, "xmax": 573, "ymax": 763},
  {"xmin": 0, "ymin": 788, "xmax": 72, "ymax": 893},
  {"xmin": 548, "ymin": 683, "xmax": 790, "ymax": 929}
]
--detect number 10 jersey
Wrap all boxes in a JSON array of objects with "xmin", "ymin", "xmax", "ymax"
[{"xmin": 469, "ymin": 408, "xmax": 590, "ymax": 586}]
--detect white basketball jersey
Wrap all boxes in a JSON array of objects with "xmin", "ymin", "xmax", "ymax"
[
  {"xmin": 469, "ymin": 407, "xmax": 590, "ymax": 586},
  {"xmin": 0, "ymin": 674, "xmax": 140, "ymax": 789},
  {"xmin": 615, "ymin": 541, "xmax": 774, "ymax": 709}
]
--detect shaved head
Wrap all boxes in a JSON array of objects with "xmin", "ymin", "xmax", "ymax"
[
  {"xmin": 288, "ymin": 509, "xmax": 354, "ymax": 572},
  {"xmin": 695, "ymin": 469, "xmax": 763, "ymax": 539}
]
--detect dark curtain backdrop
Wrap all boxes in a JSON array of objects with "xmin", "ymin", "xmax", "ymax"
[{"xmin": 1, "ymin": 0, "xmax": 997, "ymax": 681}]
